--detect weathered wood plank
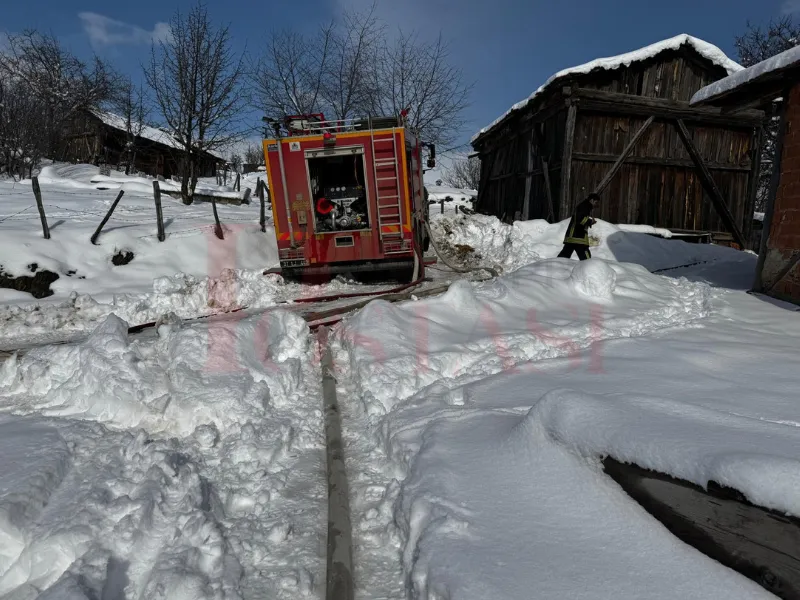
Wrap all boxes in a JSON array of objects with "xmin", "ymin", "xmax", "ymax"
[
  {"xmin": 603, "ymin": 457, "xmax": 800, "ymax": 600},
  {"xmin": 674, "ymin": 119, "xmax": 747, "ymax": 248},
  {"xmin": 573, "ymin": 152, "xmax": 752, "ymax": 172},
  {"xmin": 594, "ymin": 116, "xmax": 655, "ymax": 195},
  {"xmin": 745, "ymin": 126, "xmax": 764, "ymax": 248},
  {"xmin": 560, "ymin": 103, "xmax": 578, "ymax": 219},
  {"xmin": 575, "ymin": 88, "xmax": 765, "ymax": 126}
]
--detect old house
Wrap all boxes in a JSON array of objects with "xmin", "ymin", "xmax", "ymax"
[
  {"xmin": 471, "ymin": 34, "xmax": 766, "ymax": 248},
  {"xmin": 692, "ymin": 45, "xmax": 800, "ymax": 304},
  {"xmin": 60, "ymin": 110, "xmax": 222, "ymax": 179}
]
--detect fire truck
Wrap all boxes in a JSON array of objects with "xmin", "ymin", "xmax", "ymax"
[{"xmin": 262, "ymin": 114, "xmax": 434, "ymax": 281}]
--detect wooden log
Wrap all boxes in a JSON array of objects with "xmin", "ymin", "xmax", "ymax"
[
  {"xmin": 91, "ymin": 189, "xmax": 125, "ymax": 245},
  {"xmin": 258, "ymin": 178, "xmax": 266, "ymax": 233},
  {"xmin": 560, "ymin": 103, "xmax": 578, "ymax": 220},
  {"xmin": 603, "ymin": 457, "xmax": 800, "ymax": 599},
  {"xmin": 594, "ymin": 116, "xmax": 655, "ymax": 195},
  {"xmin": 153, "ymin": 181, "xmax": 165, "ymax": 242},
  {"xmin": 574, "ymin": 88, "xmax": 765, "ymax": 127},
  {"xmin": 31, "ymin": 177, "xmax": 50, "ymax": 240},
  {"xmin": 674, "ymin": 119, "xmax": 746, "ymax": 248},
  {"xmin": 211, "ymin": 197, "xmax": 224, "ymax": 240},
  {"xmin": 572, "ymin": 153, "xmax": 752, "ymax": 172}
]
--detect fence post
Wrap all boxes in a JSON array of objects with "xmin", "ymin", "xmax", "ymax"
[
  {"xmin": 258, "ymin": 178, "xmax": 266, "ymax": 233},
  {"xmin": 31, "ymin": 177, "xmax": 51, "ymax": 240},
  {"xmin": 212, "ymin": 197, "xmax": 224, "ymax": 240},
  {"xmin": 440, "ymin": 199, "xmax": 445, "ymax": 214},
  {"xmin": 235, "ymin": 173, "xmax": 241, "ymax": 192},
  {"xmin": 153, "ymin": 181, "xmax": 165, "ymax": 242},
  {"xmin": 91, "ymin": 189, "xmax": 125, "ymax": 245}
]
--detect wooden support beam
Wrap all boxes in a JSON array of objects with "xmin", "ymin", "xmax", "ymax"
[
  {"xmin": 211, "ymin": 197, "xmax": 224, "ymax": 240},
  {"xmin": 153, "ymin": 181, "xmax": 166, "ymax": 242},
  {"xmin": 541, "ymin": 158, "xmax": 555, "ymax": 222},
  {"xmin": 673, "ymin": 119, "xmax": 746, "ymax": 248},
  {"xmin": 744, "ymin": 126, "xmax": 764, "ymax": 248},
  {"xmin": 574, "ymin": 88, "xmax": 765, "ymax": 127},
  {"xmin": 594, "ymin": 116, "xmax": 655, "ymax": 195},
  {"xmin": 755, "ymin": 97, "xmax": 790, "ymax": 291},
  {"xmin": 91, "ymin": 189, "xmax": 125, "ymax": 245},
  {"xmin": 603, "ymin": 457, "xmax": 800, "ymax": 600},
  {"xmin": 31, "ymin": 177, "xmax": 50, "ymax": 240},
  {"xmin": 560, "ymin": 103, "xmax": 578, "ymax": 220},
  {"xmin": 572, "ymin": 153, "xmax": 752, "ymax": 172}
]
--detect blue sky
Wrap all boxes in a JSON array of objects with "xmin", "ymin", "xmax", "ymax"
[{"xmin": 2, "ymin": 0, "xmax": 791, "ymax": 151}]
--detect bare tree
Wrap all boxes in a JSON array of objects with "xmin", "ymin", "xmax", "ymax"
[
  {"xmin": 244, "ymin": 143, "xmax": 264, "ymax": 166},
  {"xmin": 442, "ymin": 156, "xmax": 481, "ymax": 190},
  {"xmin": 0, "ymin": 30, "xmax": 116, "ymax": 160},
  {"xmin": 229, "ymin": 152, "xmax": 242, "ymax": 173},
  {"xmin": 250, "ymin": 26, "xmax": 332, "ymax": 121},
  {"xmin": 735, "ymin": 17, "xmax": 800, "ymax": 211},
  {"xmin": 320, "ymin": 4, "xmax": 384, "ymax": 120},
  {"xmin": 114, "ymin": 77, "xmax": 148, "ymax": 175},
  {"xmin": 145, "ymin": 3, "xmax": 245, "ymax": 203},
  {"xmin": 250, "ymin": 5, "xmax": 470, "ymax": 147},
  {"xmin": 367, "ymin": 31, "xmax": 472, "ymax": 150},
  {"xmin": 0, "ymin": 79, "xmax": 46, "ymax": 179}
]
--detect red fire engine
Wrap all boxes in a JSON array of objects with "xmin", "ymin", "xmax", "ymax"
[{"xmin": 262, "ymin": 114, "xmax": 433, "ymax": 280}]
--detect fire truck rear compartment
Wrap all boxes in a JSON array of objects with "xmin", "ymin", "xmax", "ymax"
[{"xmin": 307, "ymin": 152, "xmax": 371, "ymax": 233}]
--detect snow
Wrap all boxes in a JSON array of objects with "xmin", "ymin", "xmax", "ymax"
[
  {"xmin": 2, "ymin": 192, "xmax": 799, "ymax": 600},
  {"xmin": 331, "ymin": 214, "xmax": 798, "ymax": 598},
  {"xmin": 691, "ymin": 44, "xmax": 800, "ymax": 105},
  {"xmin": 473, "ymin": 34, "xmax": 742, "ymax": 143},
  {"xmin": 0, "ymin": 163, "xmax": 284, "ymax": 345},
  {"xmin": 430, "ymin": 212, "xmax": 745, "ymax": 276},
  {"xmin": 0, "ymin": 310, "xmax": 325, "ymax": 598}
]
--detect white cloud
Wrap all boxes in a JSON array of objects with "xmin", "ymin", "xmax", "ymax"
[
  {"xmin": 783, "ymin": 0, "xmax": 800, "ymax": 14},
  {"xmin": 78, "ymin": 12, "xmax": 172, "ymax": 47}
]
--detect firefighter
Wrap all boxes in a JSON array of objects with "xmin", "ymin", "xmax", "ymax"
[{"xmin": 558, "ymin": 193, "xmax": 600, "ymax": 260}]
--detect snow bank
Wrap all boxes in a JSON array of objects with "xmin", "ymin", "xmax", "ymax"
[
  {"xmin": 339, "ymin": 258, "xmax": 711, "ymax": 415},
  {"xmin": 474, "ymin": 34, "xmax": 741, "ymax": 143},
  {"xmin": 392, "ymin": 408, "xmax": 771, "ymax": 599},
  {"xmin": 0, "ymin": 310, "xmax": 324, "ymax": 598},
  {"xmin": 534, "ymin": 389, "xmax": 800, "ymax": 516},
  {"xmin": 0, "ymin": 311, "xmax": 308, "ymax": 437},
  {"xmin": 430, "ymin": 212, "xmax": 742, "ymax": 274},
  {"xmin": 692, "ymin": 44, "xmax": 800, "ymax": 105}
]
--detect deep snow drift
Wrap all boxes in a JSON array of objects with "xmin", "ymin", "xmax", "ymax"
[
  {"xmin": 333, "ymin": 254, "xmax": 798, "ymax": 599},
  {"xmin": 429, "ymin": 212, "xmax": 752, "ymax": 278},
  {"xmin": 0, "ymin": 310, "xmax": 324, "ymax": 599}
]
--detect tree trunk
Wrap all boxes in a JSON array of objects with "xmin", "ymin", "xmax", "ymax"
[{"xmin": 181, "ymin": 156, "xmax": 191, "ymax": 204}]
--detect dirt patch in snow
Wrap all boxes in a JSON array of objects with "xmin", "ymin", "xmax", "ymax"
[
  {"xmin": 111, "ymin": 250, "xmax": 135, "ymax": 266},
  {"xmin": 0, "ymin": 266, "xmax": 59, "ymax": 299}
]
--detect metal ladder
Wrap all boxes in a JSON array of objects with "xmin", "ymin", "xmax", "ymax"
[{"xmin": 369, "ymin": 120, "xmax": 404, "ymax": 246}]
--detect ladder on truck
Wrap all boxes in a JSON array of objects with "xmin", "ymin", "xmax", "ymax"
[{"xmin": 369, "ymin": 119, "xmax": 405, "ymax": 252}]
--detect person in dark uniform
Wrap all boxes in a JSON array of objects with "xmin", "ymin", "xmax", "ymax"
[{"xmin": 558, "ymin": 193, "xmax": 600, "ymax": 260}]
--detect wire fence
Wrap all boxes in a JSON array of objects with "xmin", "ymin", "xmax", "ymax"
[{"xmin": 0, "ymin": 183, "xmax": 272, "ymax": 241}]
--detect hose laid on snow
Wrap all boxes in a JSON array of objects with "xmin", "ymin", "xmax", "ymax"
[{"xmin": 424, "ymin": 221, "xmax": 501, "ymax": 279}]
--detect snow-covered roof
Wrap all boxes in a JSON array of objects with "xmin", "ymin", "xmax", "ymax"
[
  {"xmin": 691, "ymin": 45, "xmax": 800, "ymax": 106},
  {"xmin": 90, "ymin": 109, "xmax": 226, "ymax": 161},
  {"xmin": 472, "ymin": 34, "xmax": 742, "ymax": 145}
]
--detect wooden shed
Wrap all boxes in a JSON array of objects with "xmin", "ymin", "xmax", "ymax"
[
  {"xmin": 692, "ymin": 45, "xmax": 800, "ymax": 304},
  {"xmin": 471, "ymin": 34, "xmax": 766, "ymax": 248},
  {"xmin": 60, "ymin": 109, "xmax": 222, "ymax": 180}
]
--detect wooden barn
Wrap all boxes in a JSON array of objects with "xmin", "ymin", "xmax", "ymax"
[
  {"xmin": 471, "ymin": 34, "xmax": 766, "ymax": 248},
  {"xmin": 60, "ymin": 109, "xmax": 222, "ymax": 179},
  {"xmin": 692, "ymin": 45, "xmax": 800, "ymax": 304}
]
